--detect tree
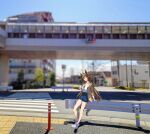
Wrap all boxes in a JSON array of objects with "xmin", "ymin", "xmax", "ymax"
[
  {"xmin": 17, "ymin": 69, "xmax": 24, "ymax": 83},
  {"xmin": 35, "ymin": 67, "xmax": 44, "ymax": 86},
  {"xmin": 48, "ymin": 72, "xmax": 56, "ymax": 86}
]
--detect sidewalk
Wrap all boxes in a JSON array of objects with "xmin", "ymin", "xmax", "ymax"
[
  {"xmin": 0, "ymin": 115, "xmax": 66, "ymax": 134},
  {"xmin": 0, "ymin": 115, "xmax": 150, "ymax": 134}
]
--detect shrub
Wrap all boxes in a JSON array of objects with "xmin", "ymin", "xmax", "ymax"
[{"xmin": 115, "ymin": 86, "xmax": 135, "ymax": 91}]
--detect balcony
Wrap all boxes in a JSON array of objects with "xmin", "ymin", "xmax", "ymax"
[{"xmin": 0, "ymin": 28, "xmax": 7, "ymax": 48}]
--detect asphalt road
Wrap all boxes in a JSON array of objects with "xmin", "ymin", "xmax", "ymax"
[{"xmin": 10, "ymin": 121, "xmax": 150, "ymax": 134}]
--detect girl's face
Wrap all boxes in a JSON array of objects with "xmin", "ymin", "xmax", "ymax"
[{"xmin": 83, "ymin": 76, "xmax": 88, "ymax": 82}]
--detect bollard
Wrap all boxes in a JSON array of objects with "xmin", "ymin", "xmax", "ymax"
[
  {"xmin": 133, "ymin": 104, "xmax": 141, "ymax": 128},
  {"xmin": 47, "ymin": 103, "xmax": 53, "ymax": 131}
]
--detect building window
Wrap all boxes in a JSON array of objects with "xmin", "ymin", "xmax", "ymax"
[
  {"xmin": 61, "ymin": 26, "xmax": 69, "ymax": 33},
  {"xmin": 103, "ymin": 26, "xmax": 111, "ymax": 34},
  {"xmin": 45, "ymin": 33, "xmax": 52, "ymax": 38},
  {"xmin": 147, "ymin": 34, "xmax": 150, "ymax": 39},
  {"xmin": 137, "ymin": 34, "xmax": 145, "ymax": 39},
  {"xmin": 95, "ymin": 26, "xmax": 103, "ymax": 33},
  {"xmin": 69, "ymin": 33, "xmax": 77, "ymax": 39},
  {"xmin": 120, "ymin": 34, "xmax": 128, "ymax": 39},
  {"xmin": 20, "ymin": 25, "xmax": 28, "ymax": 33},
  {"xmin": 70, "ymin": 26, "xmax": 77, "ymax": 33},
  {"xmin": 95, "ymin": 34, "xmax": 102, "ymax": 39},
  {"xmin": 87, "ymin": 26, "xmax": 94, "ymax": 33},
  {"xmin": 20, "ymin": 33, "xmax": 29, "ymax": 38},
  {"xmin": 103, "ymin": 34, "xmax": 111, "ymax": 39},
  {"xmin": 79, "ymin": 34, "xmax": 86, "ymax": 39},
  {"xmin": 146, "ymin": 26, "xmax": 150, "ymax": 33},
  {"xmin": 120, "ymin": 26, "xmax": 128, "ymax": 34},
  {"xmin": 129, "ymin": 34, "xmax": 137, "ymax": 39},
  {"xmin": 52, "ymin": 33, "xmax": 60, "ymax": 38},
  {"xmin": 28, "ymin": 26, "xmax": 36, "ymax": 33},
  {"xmin": 62, "ymin": 34, "xmax": 69, "ymax": 39},
  {"xmin": 13, "ymin": 33, "xmax": 20, "ymax": 38},
  {"xmin": 78, "ymin": 26, "xmax": 86, "ymax": 33},
  {"xmin": 129, "ymin": 26, "xmax": 137, "ymax": 34},
  {"xmin": 36, "ymin": 26, "xmax": 45, "ymax": 33},
  {"xmin": 53, "ymin": 26, "xmax": 61, "ymax": 33},
  {"xmin": 36, "ymin": 33, "xmax": 44, "ymax": 38},
  {"xmin": 112, "ymin": 26, "xmax": 120, "ymax": 34},
  {"xmin": 138, "ymin": 26, "xmax": 145, "ymax": 34},
  {"xmin": 28, "ymin": 69, "xmax": 33, "ymax": 74},
  {"xmin": 145, "ymin": 71, "xmax": 148, "ymax": 73},
  {"xmin": 45, "ymin": 26, "xmax": 53, "ymax": 33},
  {"xmin": 8, "ymin": 33, "xmax": 13, "ymax": 38},
  {"xmin": 113, "ymin": 34, "xmax": 120, "ymax": 39},
  {"xmin": 112, "ymin": 71, "xmax": 117, "ymax": 75},
  {"xmin": 86, "ymin": 34, "xmax": 93, "ymax": 39},
  {"xmin": 29, "ymin": 33, "xmax": 36, "ymax": 38}
]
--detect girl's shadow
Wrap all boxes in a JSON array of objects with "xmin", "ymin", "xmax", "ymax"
[{"xmin": 64, "ymin": 120, "xmax": 150, "ymax": 134}]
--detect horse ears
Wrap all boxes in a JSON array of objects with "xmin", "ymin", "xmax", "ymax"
[{"xmin": 84, "ymin": 69, "xmax": 88, "ymax": 74}]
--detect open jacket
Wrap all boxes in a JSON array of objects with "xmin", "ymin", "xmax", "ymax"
[{"xmin": 77, "ymin": 84, "xmax": 102, "ymax": 102}]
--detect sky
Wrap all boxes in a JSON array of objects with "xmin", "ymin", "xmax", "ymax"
[{"xmin": 0, "ymin": 0, "xmax": 149, "ymax": 78}]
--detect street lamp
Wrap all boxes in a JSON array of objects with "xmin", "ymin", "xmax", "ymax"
[
  {"xmin": 43, "ymin": 60, "xmax": 47, "ymax": 87},
  {"xmin": 92, "ymin": 61, "xmax": 95, "ymax": 83},
  {"xmin": 62, "ymin": 64, "xmax": 66, "ymax": 92}
]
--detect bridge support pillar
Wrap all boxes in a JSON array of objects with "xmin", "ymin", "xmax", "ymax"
[
  {"xmin": 148, "ymin": 62, "xmax": 150, "ymax": 89},
  {"xmin": 0, "ymin": 53, "xmax": 9, "ymax": 86}
]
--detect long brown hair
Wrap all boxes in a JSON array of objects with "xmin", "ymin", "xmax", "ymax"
[{"xmin": 78, "ymin": 70, "xmax": 102, "ymax": 101}]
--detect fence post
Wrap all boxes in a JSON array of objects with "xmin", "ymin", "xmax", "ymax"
[
  {"xmin": 47, "ymin": 103, "xmax": 53, "ymax": 131},
  {"xmin": 133, "ymin": 104, "xmax": 141, "ymax": 128}
]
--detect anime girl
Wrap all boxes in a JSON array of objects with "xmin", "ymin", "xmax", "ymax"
[{"xmin": 72, "ymin": 70, "xmax": 102, "ymax": 129}]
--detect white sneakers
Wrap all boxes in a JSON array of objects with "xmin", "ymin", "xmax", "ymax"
[{"xmin": 71, "ymin": 122, "xmax": 80, "ymax": 129}]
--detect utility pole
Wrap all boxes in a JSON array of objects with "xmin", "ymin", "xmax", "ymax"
[
  {"xmin": 126, "ymin": 60, "xmax": 128, "ymax": 87},
  {"xmin": 117, "ymin": 60, "xmax": 120, "ymax": 86},
  {"xmin": 130, "ymin": 60, "xmax": 134, "ymax": 88},
  {"xmin": 62, "ymin": 64, "xmax": 66, "ymax": 92},
  {"xmin": 92, "ymin": 60, "xmax": 95, "ymax": 83}
]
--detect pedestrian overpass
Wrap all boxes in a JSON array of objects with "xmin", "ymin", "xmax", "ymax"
[{"xmin": 0, "ymin": 22, "xmax": 150, "ymax": 85}]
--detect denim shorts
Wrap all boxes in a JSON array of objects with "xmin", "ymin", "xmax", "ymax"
[{"xmin": 79, "ymin": 92, "xmax": 88, "ymax": 102}]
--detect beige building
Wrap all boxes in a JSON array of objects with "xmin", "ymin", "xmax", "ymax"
[
  {"xmin": 70, "ymin": 71, "xmax": 112, "ymax": 86},
  {"xmin": 111, "ymin": 64, "xmax": 150, "ymax": 88}
]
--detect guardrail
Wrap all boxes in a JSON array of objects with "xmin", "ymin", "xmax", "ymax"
[{"xmin": 65, "ymin": 99, "xmax": 150, "ymax": 128}]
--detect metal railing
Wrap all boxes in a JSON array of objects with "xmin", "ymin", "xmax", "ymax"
[{"xmin": 65, "ymin": 99, "xmax": 150, "ymax": 128}]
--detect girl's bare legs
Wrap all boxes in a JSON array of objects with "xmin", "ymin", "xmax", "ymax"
[
  {"xmin": 77, "ymin": 101, "xmax": 87, "ymax": 124},
  {"xmin": 73, "ymin": 99, "xmax": 82, "ymax": 121}
]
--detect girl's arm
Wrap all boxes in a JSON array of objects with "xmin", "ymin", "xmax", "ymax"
[{"xmin": 78, "ymin": 85, "xmax": 83, "ymax": 90}]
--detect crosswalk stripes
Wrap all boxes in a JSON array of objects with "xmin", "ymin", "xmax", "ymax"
[{"xmin": 0, "ymin": 99, "xmax": 59, "ymax": 113}]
